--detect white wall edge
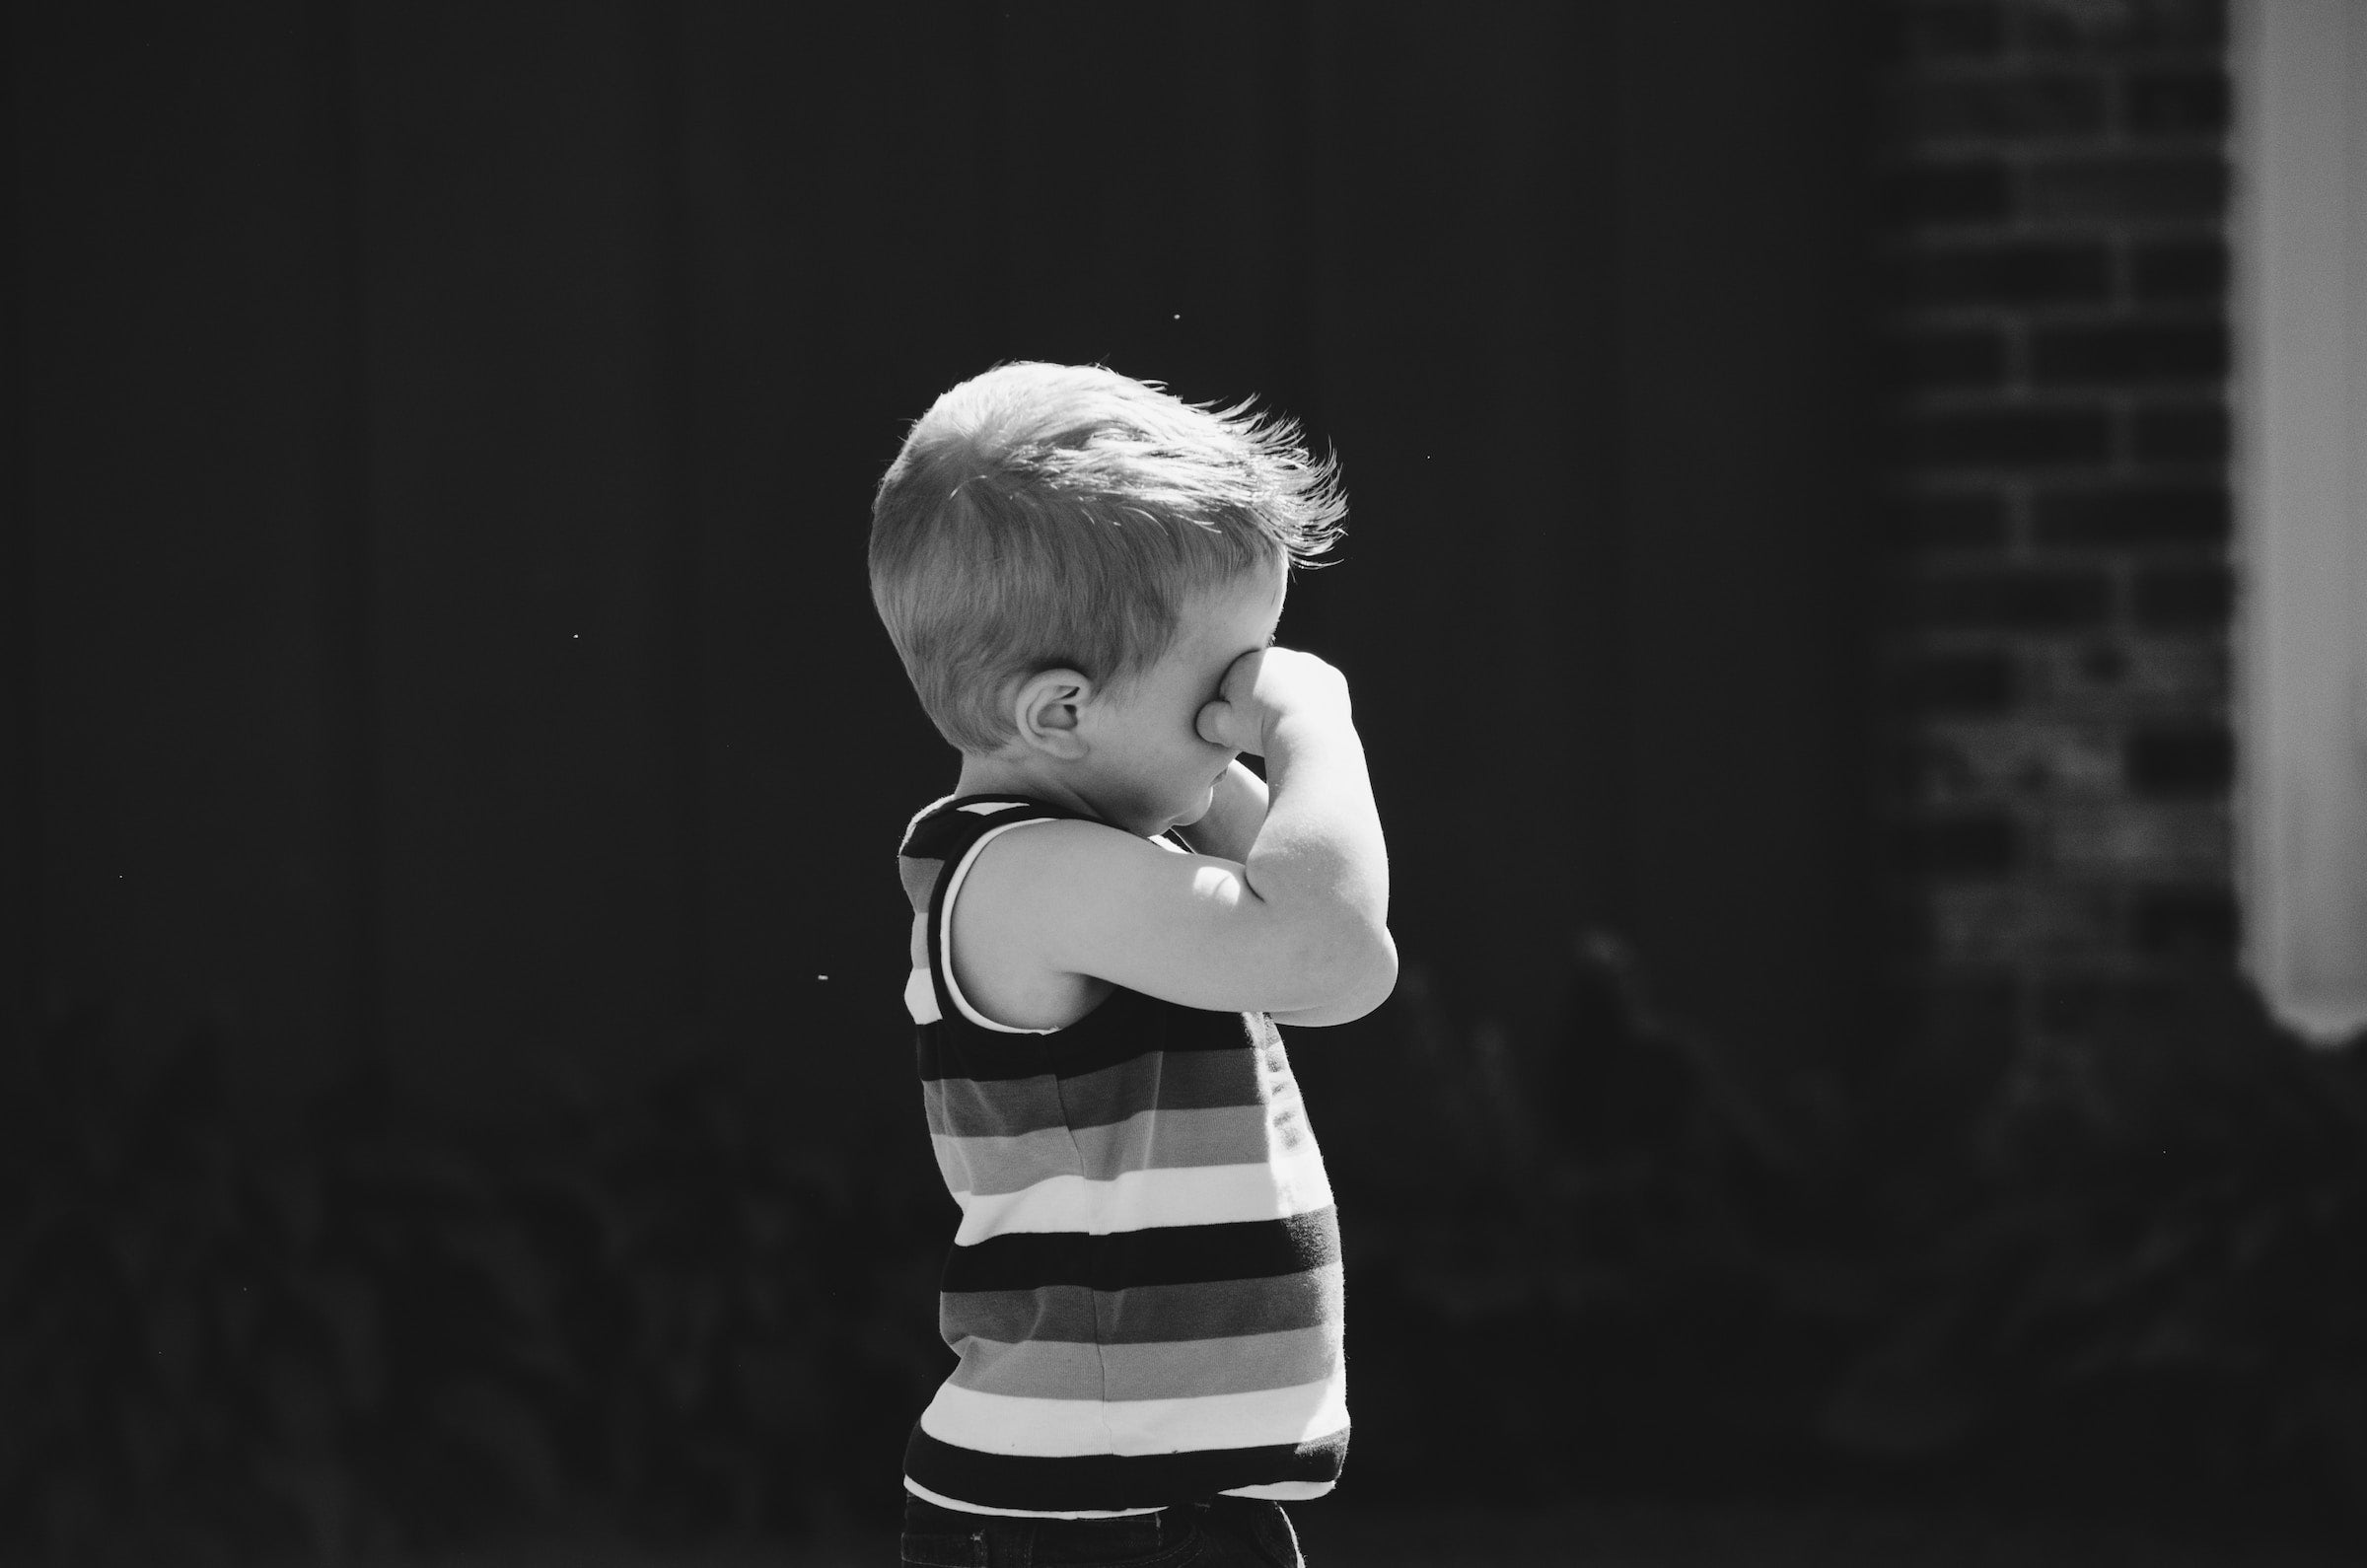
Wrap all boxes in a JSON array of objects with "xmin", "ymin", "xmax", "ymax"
[{"xmin": 2229, "ymin": 0, "xmax": 2367, "ymax": 1045}]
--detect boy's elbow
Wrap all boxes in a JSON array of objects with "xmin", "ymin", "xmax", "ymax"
[
  {"xmin": 1356, "ymin": 927, "xmax": 1399, "ymax": 1011},
  {"xmin": 1283, "ymin": 924, "xmax": 1397, "ymax": 1025},
  {"xmin": 1337, "ymin": 940, "xmax": 1398, "ymax": 1023}
]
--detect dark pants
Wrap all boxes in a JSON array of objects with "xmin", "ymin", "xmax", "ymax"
[{"xmin": 899, "ymin": 1493, "xmax": 1304, "ymax": 1568}]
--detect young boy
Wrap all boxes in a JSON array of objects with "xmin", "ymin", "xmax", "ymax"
[{"xmin": 870, "ymin": 363, "xmax": 1395, "ymax": 1567}]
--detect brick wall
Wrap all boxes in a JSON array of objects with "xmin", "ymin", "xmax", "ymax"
[{"xmin": 1876, "ymin": 0, "xmax": 2235, "ymax": 1061}]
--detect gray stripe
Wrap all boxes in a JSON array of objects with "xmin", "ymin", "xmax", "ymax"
[
  {"xmin": 948, "ymin": 1325, "xmax": 1340, "ymax": 1403},
  {"xmin": 941, "ymin": 1265, "xmax": 1343, "ymax": 1347},
  {"xmin": 925, "ymin": 1075, "xmax": 1068, "ymax": 1140},
  {"xmin": 940, "ymin": 1105, "xmax": 1275, "ymax": 1195},
  {"xmin": 1070, "ymin": 1105, "xmax": 1273, "ymax": 1177},
  {"xmin": 943, "ymin": 1283, "xmax": 1101, "ymax": 1345},
  {"xmin": 1101, "ymin": 1325, "xmax": 1339, "ymax": 1401},
  {"xmin": 924, "ymin": 1047, "xmax": 1276, "ymax": 1140},
  {"xmin": 1057, "ymin": 1049, "xmax": 1268, "ymax": 1131},
  {"xmin": 898, "ymin": 854, "xmax": 941, "ymax": 914},
  {"xmin": 947, "ymin": 1335, "xmax": 1103, "ymax": 1399},
  {"xmin": 934, "ymin": 1124, "xmax": 1077, "ymax": 1197}
]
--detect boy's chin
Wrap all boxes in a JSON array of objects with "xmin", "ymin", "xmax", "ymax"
[{"xmin": 1112, "ymin": 781, "xmax": 1214, "ymax": 837}]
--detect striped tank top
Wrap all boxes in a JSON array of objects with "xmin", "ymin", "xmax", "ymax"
[{"xmin": 897, "ymin": 794, "xmax": 1349, "ymax": 1517}]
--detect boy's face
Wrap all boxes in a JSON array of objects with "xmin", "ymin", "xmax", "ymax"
[{"xmin": 1077, "ymin": 561, "xmax": 1287, "ymax": 837}]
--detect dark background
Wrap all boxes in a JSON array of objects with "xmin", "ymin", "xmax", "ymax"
[
  {"xmin": 16, "ymin": 2, "xmax": 2366, "ymax": 1562},
  {"xmin": 5, "ymin": 0, "xmax": 1877, "ymax": 1121},
  {"xmin": 67, "ymin": 2, "xmax": 2367, "ymax": 1560}
]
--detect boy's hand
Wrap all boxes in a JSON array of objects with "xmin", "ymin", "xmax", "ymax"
[
  {"xmin": 980, "ymin": 641, "xmax": 1391, "ymax": 1027},
  {"xmin": 1195, "ymin": 647, "xmax": 1353, "ymax": 756}
]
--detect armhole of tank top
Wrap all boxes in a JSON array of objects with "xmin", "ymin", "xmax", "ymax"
[{"xmin": 938, "ymin": 816, "xmax": 1064, "ymax": 1036}]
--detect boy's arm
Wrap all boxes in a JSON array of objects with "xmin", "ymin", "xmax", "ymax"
[
  {"xmin": 1177, "ymin": 758, "xmax": 1377, "ymax": 1028},
  {"xmin": 1174, "ymin": 760, "xmax": 1269, "ymax": 863},
  {"xmin": 977, "ymin": 649, "xmax": 1397, "ymax": 1022},
  {"xmin": 1209, "ymin": 649, "xmax": 1394, "ymax": 1024}
]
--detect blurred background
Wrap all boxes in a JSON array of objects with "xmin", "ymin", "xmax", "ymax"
[{"xmin": 8, "ymin": 0, "xmax": 2364, "ymax": 1562}]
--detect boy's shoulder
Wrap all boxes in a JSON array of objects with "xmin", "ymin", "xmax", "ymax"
[
  {"xmin": 902, "ymin": 794, "xmax": 1185, "ymax": 943},
  {"xmin": 908, "ymin": 796, "xmax": 1190, "ymax": 1031},
  {"xmin": 904, "ymin": 786, "xmax": 1378, "ymax": 1024}
]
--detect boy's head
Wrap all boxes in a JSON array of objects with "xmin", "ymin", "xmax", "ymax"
[{"xmin": 869, "ymin": 362, "xmax": 1343, "ymax": 754}]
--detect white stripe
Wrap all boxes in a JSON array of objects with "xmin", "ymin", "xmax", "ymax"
[
  {"xmin": 900, "ymin": 1477, "xmax": 1159, "ymax": 1520},
  {"xmin": 905, "ymin": 965, "xmax": 941, "ymax": 1025},
  {"xmin": 933, "ymin": 1105, "xmax": 1276, "ymax": 1194},
  {"xmin": 1222, "ymin": 1479, "xmax": 1336, "ymax": 1501},
  {"xmin": 949, "ymin": 1148, "xmax": 1333, "ymax": 1246},
  {"xmin": 918, "ymin": 1375, "xmax": 1349, "ymax": 1459},
  {"xmin": 939, "ymin": 818, "xmax": 1062, "ymax": 1035}
]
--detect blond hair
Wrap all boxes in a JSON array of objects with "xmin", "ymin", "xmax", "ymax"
[{"xmin": 869, "ymin": 363, "xmax": 1344, "ymax": 752}]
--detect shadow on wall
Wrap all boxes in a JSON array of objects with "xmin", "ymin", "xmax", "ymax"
[{"xmin": 6, "ymin": 939, "xmax": 2366, "ymax": 1560}]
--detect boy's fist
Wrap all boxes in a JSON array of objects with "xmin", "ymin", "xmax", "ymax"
[{"xmin": 1195, "ymin": 646, "xmax": 1352, "ymax": 756}]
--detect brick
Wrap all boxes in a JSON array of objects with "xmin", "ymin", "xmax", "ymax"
[
  {"xmin": 1884, "ymin": 327, "xmax": 2010, "ymax": 392},
  {"xmin": 1905, "ymin": 810, "xmax": 2019, "ymax": 876},
  {"xmin": 1900, "ymin": 489, "xmax": 2011, "ymax": 547},
  {"xmin": 1901, "ymin": 650, "xmax": 2016, "ymax": 713},
  {"xmin": 2129, "ymin": 239, "xmax": 2226, "ymax": 302},
  {"xmin": 1931, "ymin": 883, "xmax": 2119, "ymax": 961},
  {"xmin": 1878, "ymin": 2, "xmax": 2009, "ymax": 60},
  {"xmin": 2129, "ymin": 402, "xmax": 2227, "ymax": 462},
  {"xmin": 1893, "ymin": 74, "xmax": 2109, "ymax": 139},
  {"xmin": 2131, "ymin": 884, "xmax": 2239, "ymax": 955},
  {"xmin": 2047, "ymin": 801, "xmax": 2230, "ymax": 876},
  {"xmin": 1925, "ymin": 717, "xmax": 2122, "ymax": 795},
  {"xmin": 1909, "ymin": 732, "xmax": 1980, "ymax": 796},
  {"xmin": 2015, "ymin": 0, "xmax": 2226, "ymax": 55},
  {"xmin": 2074, "ymin": 641, "xmax": 2131, "ymax": 685},
  {"xmin": 2030, "ymin": 636, "xmax": 2227, "ymax": 703},
  {"xmin": 1893, "ymin": 241, "xmax": 2112, "ymax": 307},
  {"xmin": 2125, "ymin": 69, "xmax": 2231, "ymax": 134},
  {"xmin": 2031, "ymin": 482, "xmax": 2228, "ymax": 546},
  {"xmin": 1918, "ymin": 567, "xmax": 2112, "ymax": 628},
  {"xmin": 1882, "ymin": 160, "xmax": 2014, "ymax": 226},
  {"xmin": 1907, "ymin": 407, "xmax": 2112, "ymax": 468},
  {"xmin": 2131, "ymin": 563, "xmax": 2231, "ymax": 627},
  {"xmin": 2126, "ymin": 724, "xmax": 2233, "ymax": 795},
  {"xmin": 2033, "ymin": 321, "xmax": 2226, "ymax": 387},
  {"xmin": 2027, "ymin": 154, "xmax": 2227, "ymax": 220}
]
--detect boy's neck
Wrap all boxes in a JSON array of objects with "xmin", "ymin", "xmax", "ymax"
[{"xmin": 953, "ymin": 751, "xmax": 1094, "ymax": 820}]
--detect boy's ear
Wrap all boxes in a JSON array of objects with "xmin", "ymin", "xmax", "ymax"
[{"xmin": 1009, "ymin": 668, "xmax": 1092, "ymax": 760}]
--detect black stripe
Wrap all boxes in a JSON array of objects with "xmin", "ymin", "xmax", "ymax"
[
  {"xmin": 943, "ymin": 1265, "xmax": 1343, "ymax": 1346},
  {"xmin": 905, "ymin": 1423, "xmax": 1346, "ymax": 1513},
  {"xmin": 900, "ymin": 796, "xmax": 1076, "ymax": 859},
  {"xmin": 1043, "ymin": 998, "xmax": 1268, "ymax": 1080},
  {"xmin": 940, "ymin": 1209, "xmax": 1340, "ymax": 1295},
  {"xmin": 916, "ymin": 1025, "xmax": 1054, "ymax": 1085}
]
